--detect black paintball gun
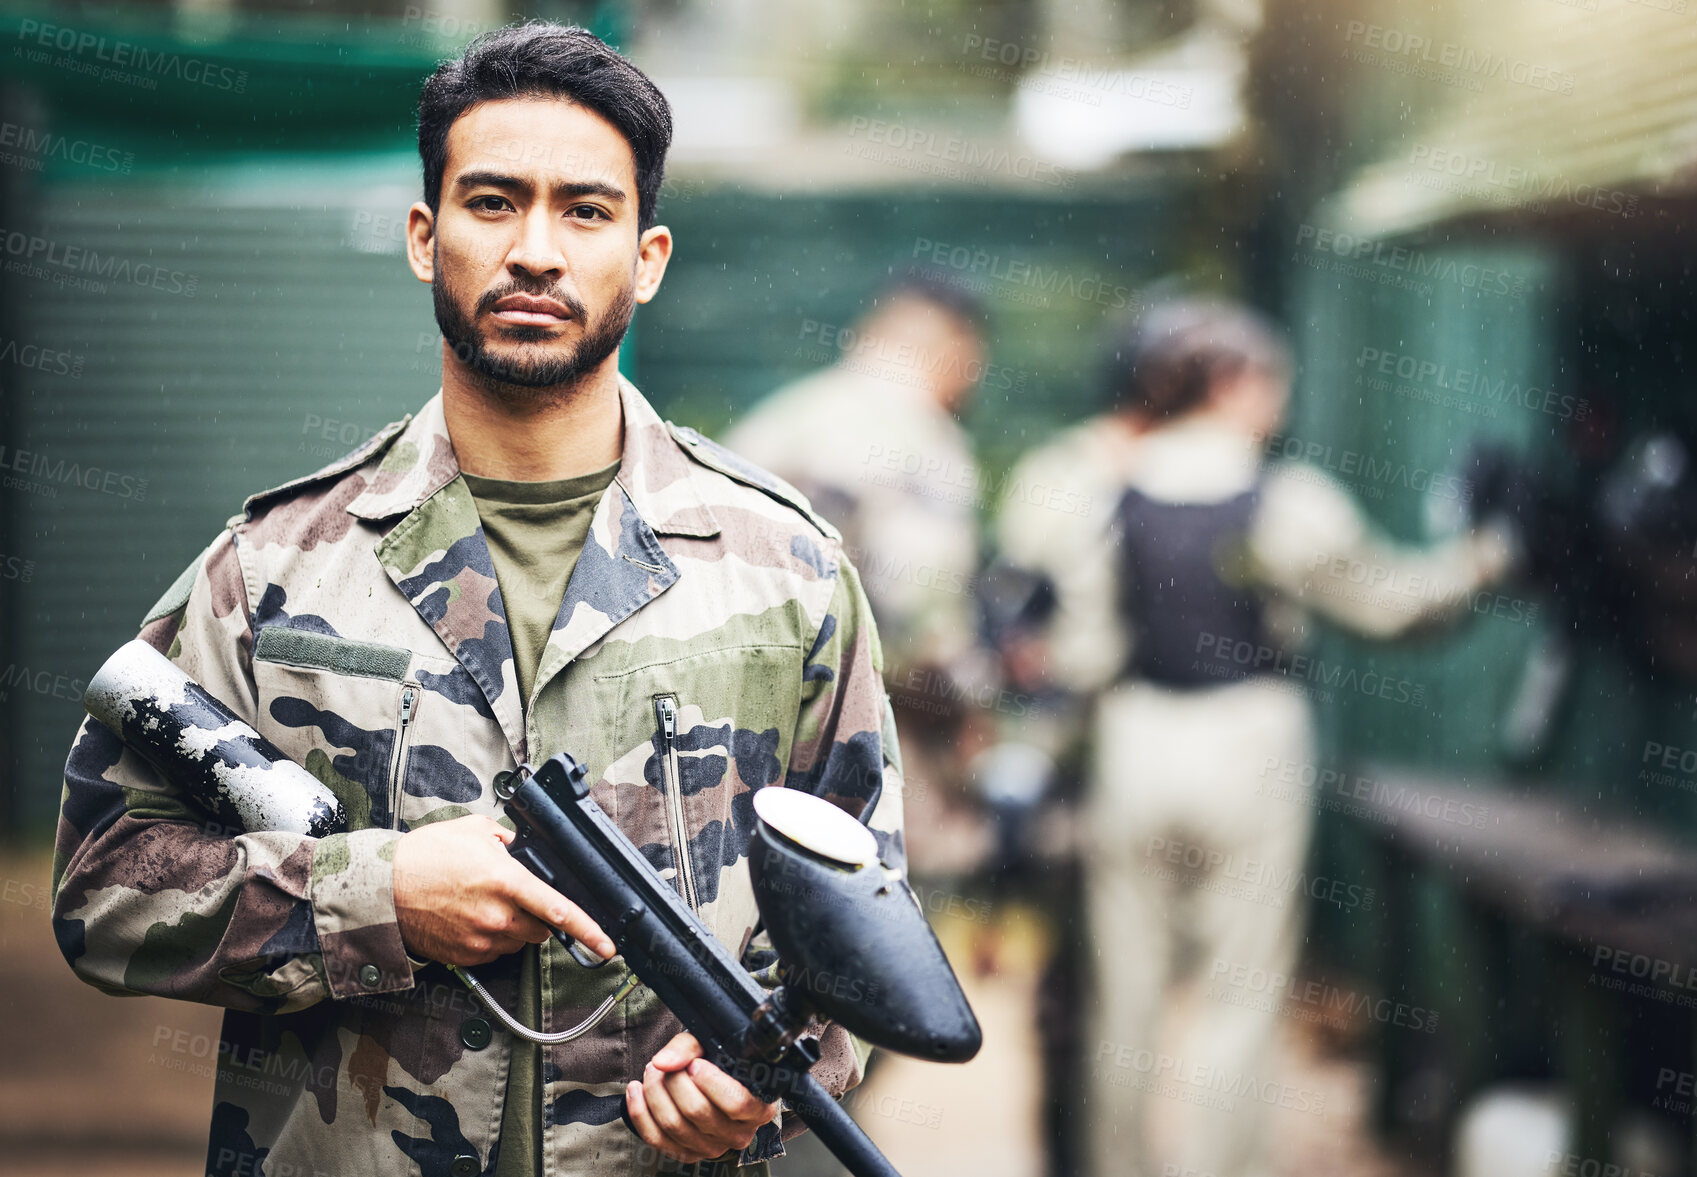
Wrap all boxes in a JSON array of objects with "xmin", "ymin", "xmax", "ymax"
[{"xmin": 82, "ymin": 639, "xmax": 982, "ymax": 1177}]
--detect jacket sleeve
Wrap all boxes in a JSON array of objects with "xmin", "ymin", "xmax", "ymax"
[
  {"xmin": 50, "ymin": 525, "xmax": 419, "ymax": 1015},
  {"xmin": 736, "ymin": 551, "xmax": 900, "ymax": 1163},
  {"xmin": 784, "ymin": 553, "xmax": 906, "ymax": 866},
  {"xmin": 1252, "ymin": 464, "xmax": 1520, "ymax": 640}
]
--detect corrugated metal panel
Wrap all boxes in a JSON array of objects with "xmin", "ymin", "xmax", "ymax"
[
  {"xmin": 1329, "ymin": 0, "xmax": 1697, "ymax": 236},
  {"xmin": 6, "ymin": 156, "xmax": 435, "ymax": 830}
]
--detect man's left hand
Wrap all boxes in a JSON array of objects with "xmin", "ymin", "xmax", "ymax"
[{"xmin": 626, "ymin": 1032, "xmax": 780, "ymax": 1164}]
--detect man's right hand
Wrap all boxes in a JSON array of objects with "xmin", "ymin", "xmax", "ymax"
[{"xmin": 392, "ymin": 814, "xmax": 615, "ymax": 967}]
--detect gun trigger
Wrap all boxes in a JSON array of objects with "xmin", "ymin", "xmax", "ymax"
[{"xmin": 567, "ymin": 938, "xmax": 609, "ymax": 969}]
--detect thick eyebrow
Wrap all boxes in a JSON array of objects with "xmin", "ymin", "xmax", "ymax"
[{"xmin": 451, "ymin": 170, "xmax": 628, "ymax": 205}]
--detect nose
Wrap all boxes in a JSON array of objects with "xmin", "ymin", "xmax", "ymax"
[{"xmin": 505, "ymin": 206, "xmax": 566, "ymax": 280}]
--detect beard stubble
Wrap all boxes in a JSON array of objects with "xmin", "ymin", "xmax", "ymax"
[{"xmin": 433, "ymin": 250, "xmax": 637, "ymax": 406}]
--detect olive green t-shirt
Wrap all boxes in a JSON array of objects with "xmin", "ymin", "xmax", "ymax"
[
  {"xmin": 462, "ymin": 457, "xmax": 621, "ymax": 1177},
  {"xmin": 463, "ymin": 458, "xmax": 622, "ymax": 706}
]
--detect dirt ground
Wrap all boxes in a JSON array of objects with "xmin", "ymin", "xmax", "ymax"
[
  {"xmin": 2, "ymin": 850, "xmax": 220, "ymax": 1176},
  {"xmin": 4, "ymin": 850, "xmax": 1432, "ymax": 1177},
  {"xmin": 777, "ymin": 901, "xmax": 1436, "ymax": 1177}
]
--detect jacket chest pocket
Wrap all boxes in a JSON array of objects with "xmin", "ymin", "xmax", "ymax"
[
  {"xmin": 586, "ymin": 644, "xmax": 804, "ymax": 930},
  {"xmin": 252, "ymin": 628, "xmax": 506, "ymax": 831}
]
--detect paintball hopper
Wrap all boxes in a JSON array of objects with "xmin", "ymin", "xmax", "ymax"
[
  {"xmin": 748, "ymin": 787, "xmax": 982, "ymax": 1062},
  {"xmin": 82, "ymin": 639, "xmax": 347, "ymax": 837}
]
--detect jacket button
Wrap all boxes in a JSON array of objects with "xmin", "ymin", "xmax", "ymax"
[
  {"xmin": 358, "ymin": 964, "xmax": 382, "ymax": 988},
  {"xmin": 450, "ymin": 1156, "xmax": 480, "ymax": 1177},
  {"xmin": 460, "ymin": 1016, "xmax": 492, "ymax": 1051}
]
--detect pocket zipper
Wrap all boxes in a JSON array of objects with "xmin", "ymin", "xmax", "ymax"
[
  {"xmin": 388, "ymin": 683, "xmax": 418, "ymax": 829},
  {"xmin": 653, "ymin": 694, "xmax": 699, "ymax": 911}
]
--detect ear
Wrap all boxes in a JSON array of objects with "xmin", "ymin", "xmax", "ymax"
[
  {"xmin": 633, "ymin": 225, "xmax": 673, "ymax": 305},
  {"xmin": 406, "ymin": 202, "xmax": 436, "ymax": 284}
]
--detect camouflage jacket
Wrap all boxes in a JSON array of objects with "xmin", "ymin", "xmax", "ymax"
[{"xmin": 50, "ymin": 378, "xmax": 905, "ymax": 1177}]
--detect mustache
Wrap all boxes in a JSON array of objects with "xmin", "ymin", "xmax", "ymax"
[{"xmin": 476, "ymin": 282, "xmax": 588, "ymax": 319}]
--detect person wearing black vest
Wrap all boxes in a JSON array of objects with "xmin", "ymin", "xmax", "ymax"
[{"xmin": 1043, "ymin": 299, "xmax": 1518, "ymax": 1177}]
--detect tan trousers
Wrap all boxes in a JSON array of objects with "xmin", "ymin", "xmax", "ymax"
[{"xmin": 1083, "ymin": 676, "xmax": 1316, "ymax": 1177}]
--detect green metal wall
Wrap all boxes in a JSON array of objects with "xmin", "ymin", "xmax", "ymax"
[
  {"xmin": 1288, "ymin": 239, "xmax": 1565, "ymax": 770},
  {"xmin": 1284, "ymin": 231, "xmax": 1697, "ymax": 1005},
  {"xmin": 0, "ymin": 155, "xmax": 1179, "ymax": 835},
  {"xmin": 1288, "ymin": 234, "xmax": 1697, "ymax": 820}
]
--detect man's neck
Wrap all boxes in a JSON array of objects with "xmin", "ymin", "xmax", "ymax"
[{"xmin": 441, "ymin": 357, "xmax": 625, "ymax": 481}]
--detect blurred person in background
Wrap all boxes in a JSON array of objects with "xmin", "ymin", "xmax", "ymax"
[
  {"xmin": 1043, "ymin": 297, "xmax": 1520, "ymax": 1177},
  {"xmin": 981, "ymin": 313, "xmax": 1148, "ymax": 1177},
  {"xmin": 987, "ymin": 310, "xmax": 1152, "ymax": 789},
  {"xmin": 725, "ymin": 277, "xmax": 998, "ymax": 880}
]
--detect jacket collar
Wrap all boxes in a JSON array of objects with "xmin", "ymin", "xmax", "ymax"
[
  {"xmin": 356, "ymin": 377, "xmax": 721, "ymax": 764},
  {"xmin": 347, "ymin": 377, "xmax": 721, "ymax": 538}
]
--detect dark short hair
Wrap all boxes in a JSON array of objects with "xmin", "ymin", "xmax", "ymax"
[
  {"xmin": 417, "ymin": 22, "xmax": 673, "ymax": 233},
  {"xmin": 876, "ymin": 270, "xmax": 988, "ymax": 334},
  {"xmin": 1100, "ymin": 297, "xmax": 1291, "ymax": 419}
]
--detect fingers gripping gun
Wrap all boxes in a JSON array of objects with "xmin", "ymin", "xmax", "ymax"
[{"xmin": 83, "ymin": 640, "xmax": 982, "ymax": 1177}]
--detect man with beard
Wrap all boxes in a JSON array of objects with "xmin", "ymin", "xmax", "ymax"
[{"xmin": 50, "ymin": 23, "xmax": 902, "ymax": 1177}]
